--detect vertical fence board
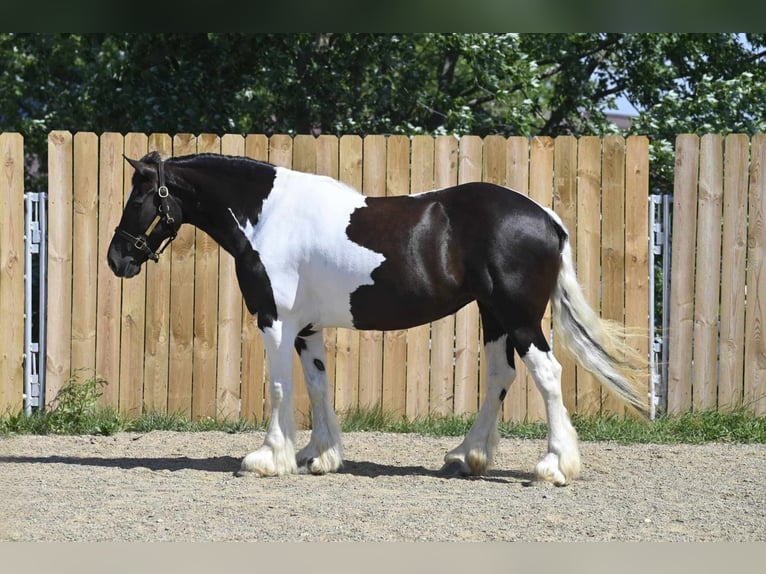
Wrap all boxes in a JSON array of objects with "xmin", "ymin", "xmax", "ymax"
[
  {"xmin": 430, "ymin": 136, "xmax": 459, "ymax": 416},
  {"xmin": 0, "ymin": 133, "xmax": 24, "ymax": 413},
  {"xmin": 575, "ymin": 136, "xmax": 602, "ymax": 415},
  {"xmin": 692, "ymin": 135, "xmax": 724, "ymax": 411},
  {"xmin": 454, "ymin": 136, "xmax": 482, "ymax": 416},
  {"xmin": 358, "ymin": 135, "xmax": 386, "ymax": 409},
  {"xmin": 71, "ymin": 133, "xmax": 99, "ymax": 375},
  {"xmin": 167, "ymin": 134, "xmax": 197, "ymax": 416},
  {"xmin": 45, "ymin": 131, "xmax": 73, "ymax": 408},
  {"xmin": 624, "ymin": 136, "xmax": 651, "ymax": 415},
  {"xmin": 334, "ymin": 135, "xmax": 363, "ymax": 414},
  {"xmin": 118, "ymin": 133, "xmax": 149, "ymax": 418},
  {"xmin": 143, "ymin": 133, "xmax": 173, "ymax": 413},
  {"xmin": 505, "ymin": 136, "xmax": 530, "ymax": 422},
  {"xmin": 46, "ymin": 131, "xmax": 74, "ymax": 404},
  {"xmin": 667, "ymin": 135, "xmax": 700, "ymax": 414},
  {"xmin": 217, "ymin": 134, "xmax": 246, "ymax": 420},
  {"xmin": 527, "ymin": 136, "xmax": 554, "ymax": 421},
  {"xmin": 190, "ymin": 134, "xmax": 221, "ymax": 420},
  {"xmin": 718, "ymin": 134, "xmax": 749, "ymax": 410},
  {"xmin": 290, "ymin": 134, "xmax": 316, "ymax": 428},
  {"xmin": 601, "ymin": 135, "xmax": 627, "ymax": 415},
  {"xmin": 94, "ymin": 133, "xmax": 123, "ymax": 408},
  {"xmin": 241, "ymin": 134, "xmax": 269, "ymax": 421},
  {"xmin": 268, "ymin": 134, "xmax": 302, "ymax": 424},
  {"xmin": 262, "ymin": 135, "xmax": 295, "ymax": 420},
  {"xmin": 316, "ymin": 135, "xmax": 340, "ymax": 410},
  {"xmin": 382, "ymin": 135, "xmax": 409, "ymax": 416},
  {"xmin": 406, "ymin": 135, "xmax": 434, "ymax": 419},
  {"xmin": 553, "ymin": 136, "xmax": 579, "ymax": 414},
  {"xmin": 481, "ymin": 136, "xmax": 507, "ymax": 409},
  {"xmin": 745, "ymin": 134, "xmax": 766, "ymax": 415}
]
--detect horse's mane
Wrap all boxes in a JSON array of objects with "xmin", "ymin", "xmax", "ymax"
[{"xmin": 168, "ymin": 153, "xmax": 275, "ymax": 173}]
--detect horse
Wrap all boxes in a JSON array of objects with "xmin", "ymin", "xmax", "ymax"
[{"xmin": 107, "ymin": 150, "xmax": 648, "ymax": 486}]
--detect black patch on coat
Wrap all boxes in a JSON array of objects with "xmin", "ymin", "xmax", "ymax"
[
  {"xmin": 345, "ymin": 183, "xmax": 563, "ymax": 339},
  {"xmin": 313, "ymin": 359, "xmax": 325, "ymax": 372},
  {"xmin": 294, "ymin": 324, "xmax": 317, "ymax": 354},
  {"xmin": 166, "ymin": 153, "xmax": 277, "ymax": 237},
  {"xmin": 235, "ymin": 248, "xmax": 278, "ymax": 331},
  {"xmin": 499, "ymin": 389, "xmax": 507, "ymax": 402}
]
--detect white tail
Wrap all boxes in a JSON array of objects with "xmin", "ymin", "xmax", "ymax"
[{"xmin": 549, "ymin": 228, "xmax": 649, "ymax": 416}]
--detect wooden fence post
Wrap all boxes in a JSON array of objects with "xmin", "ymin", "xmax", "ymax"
[
  {"xmin": 0, "ymin": 133, "xmax": 24, "ymax": 413},
  {"xmin": 358, "ymin": 135, "xmax": 386, "ymax": 411},
  {"xmin": 718, "ymin": 134, "xmax": 749, "ymax": 410},
  {"xmin": 334, "ymin": 135, "xmax": 363, "ymax": 415},
  {"xmin": 504, "ymin": 136, "xmax": 530, "ymax": 422},
  {"xmin": 167, "ymin": 134, "xmax": 197, "ymax": 417},
  {"xmin": 454, "ymin": 136, "xmax": 482, "ymax": 416},
  {"xmin": 382, "ymin": 135, "xmax": 410, "ymax": 417},
  {"xmin": 745, "ymin": 134, "xmax": 766, "ymax": 415},
  {"xmin": 240, "ymin": 134, "xmax": 269, "ymax": 422},
  {"xmin": 405, "ymin": 135, "xmax": 434, "ymax": 420},
  {"xmin": 429, "ymin": 135, "xmax": 458, "ymax": 417},
  {"xmin": 119, "ymin": 133, "xmax": 149, "ymax": 418},
  {"xmin": 142, "ymin": 133, "xmax": 173, "ymax": 414},
  {"xmin": 46, "ymin": 131, "xmax": 74, "ymax": 405},
  {"xmin": 575, "ymin": 136, "xmax": 603, "ymax": 416},
  {"xmin": 667, "ymin": 135, "xmax": 700, "ymax": 415}
]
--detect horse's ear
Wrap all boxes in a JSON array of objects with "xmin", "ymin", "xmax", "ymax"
[{"xmin": 124, "ymin": 155, "xmax": 153, "ymax": 178}]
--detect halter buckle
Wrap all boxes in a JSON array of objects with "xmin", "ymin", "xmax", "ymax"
[
  {"xmin": 158, "ymin": 185, "xmax": 169, "ymax": 198},
  {"xmin": 133, "ymin": 235, "xmax": 148, "ymax": 251}
]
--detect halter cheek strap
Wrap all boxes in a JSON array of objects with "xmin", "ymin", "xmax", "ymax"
[{"xmin": 115, "ymin": 158, "xmax": 178, "ymax": 262}]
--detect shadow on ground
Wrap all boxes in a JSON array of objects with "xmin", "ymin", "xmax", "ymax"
[{"xmin": 0, "ymin": 455, "xmax": 536, "ymax": 483}]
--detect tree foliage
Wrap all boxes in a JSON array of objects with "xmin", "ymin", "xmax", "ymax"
[{"xmin": 2, "ymin": 33, "xmax": 765, "ymax": 191}]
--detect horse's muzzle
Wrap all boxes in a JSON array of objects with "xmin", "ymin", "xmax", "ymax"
[{"xmin": 107, "ymin": 247, "xmax": 141, "ymax": 278}]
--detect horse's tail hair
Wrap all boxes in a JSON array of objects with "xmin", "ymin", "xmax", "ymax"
[{"xmin": 546, "ymin": 209, "xmax": 650, "ymax": 417}]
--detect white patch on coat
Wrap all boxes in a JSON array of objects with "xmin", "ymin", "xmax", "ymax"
[{"xmin": 230, "ymin": 167, "xmax": 385, "ymax": 328}]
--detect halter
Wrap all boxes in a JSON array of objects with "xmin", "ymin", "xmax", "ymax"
[{"xmin": 115, "ymin": 158, "xmax": 178, "ymax": 262}]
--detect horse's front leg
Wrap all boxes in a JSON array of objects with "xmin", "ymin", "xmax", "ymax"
[
  {"xmin": 295, "ymin": 329, "xmax": 343, "ymax": 475},
  {"xmin": 238, "ymin": 320, "xmax": 299, "ymax": 477}
]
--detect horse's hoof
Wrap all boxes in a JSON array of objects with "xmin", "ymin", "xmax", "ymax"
[{"xmin": 439, "ymin": 460, "xmax": 469, "ymax": 476}]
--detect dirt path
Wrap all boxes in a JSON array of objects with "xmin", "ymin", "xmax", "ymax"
[{"xmin": 1, "ymin": 430, "xmax": 763, "ymax": 542}]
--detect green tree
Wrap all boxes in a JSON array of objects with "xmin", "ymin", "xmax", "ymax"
[{"xmin": 2, "ymin": 33, "xmax": 765, "ymax": 192}]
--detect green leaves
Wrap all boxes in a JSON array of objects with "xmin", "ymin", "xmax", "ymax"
[{"xmin": 2, "ymin": 33, "xmax": 765, "ymax": 193}]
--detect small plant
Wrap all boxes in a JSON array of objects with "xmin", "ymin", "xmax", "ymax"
[{"xmin": 43, "ymin": 370, "xmax": 122, "ymax": 435}]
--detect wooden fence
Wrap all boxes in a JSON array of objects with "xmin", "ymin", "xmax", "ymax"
[
  {"xmin": 0, "ymin": 133, "xmax": 24, "ymax": 415},
  {"xmin": 4, "ymin": 132, "xmax": 763, "ymax": 420},
  {"xmin": 40, "ymin": 131, "xmax": 650, "ymax": 425},
  {"xmin": 668, "ymin": 134, "xmax": 765, "ymax": 415}
]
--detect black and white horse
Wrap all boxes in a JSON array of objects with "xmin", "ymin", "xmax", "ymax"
[{"xmin": 108, "ymin": 151, "xmax": 647, "ymax": 485}]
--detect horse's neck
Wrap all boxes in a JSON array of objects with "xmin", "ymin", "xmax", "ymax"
[{"xmin": 182, "ymin": 171, "xmax": 266, "ymax": 258}]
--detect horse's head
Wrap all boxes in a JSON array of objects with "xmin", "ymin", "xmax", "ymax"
[{"xmin": 107, "ymin": 152, "xmax": 183, "ymax": 278}]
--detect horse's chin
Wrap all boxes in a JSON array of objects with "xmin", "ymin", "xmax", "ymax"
[
  {"xmin": 122, "ymin": 263, "xmax": 142, "ymax": 278},
  {"xmin": 111, "ymin": 260, "xmax": 142, "ymax": 279}
]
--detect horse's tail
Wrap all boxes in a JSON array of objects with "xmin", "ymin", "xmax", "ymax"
[{"xmin": 545, "ymin": 209, "xmax": 650, "ymax": 417}]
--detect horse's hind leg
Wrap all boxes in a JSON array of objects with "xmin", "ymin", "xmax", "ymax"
[
  {"xmin": 295, "ymin": 329, "xmax": 343, "ymax": 474},
  {"xmin": 515, "ymin": 326, "xmax": 581, "ymax": 485},
  {"xmin": 442, "ymin": 308, "xmax": 516, "ymax": 476}
]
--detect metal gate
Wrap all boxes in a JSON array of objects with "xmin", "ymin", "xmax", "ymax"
[
  {"xmin": 24, "ymin": 192, "xmax": 47, "ymax": 415},
  {"xmin": 649, "ymin": 194, "xmax": 672, "ymax": 417}
]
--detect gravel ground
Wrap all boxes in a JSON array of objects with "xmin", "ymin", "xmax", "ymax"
[{"xmin": 0, "ymin": 430, "xmax": 763, "ymax": 542}]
